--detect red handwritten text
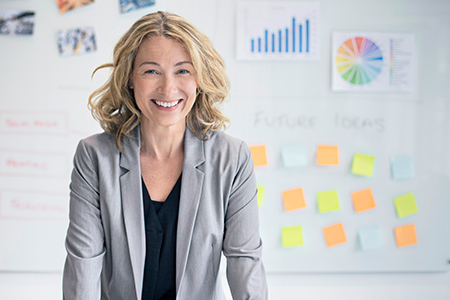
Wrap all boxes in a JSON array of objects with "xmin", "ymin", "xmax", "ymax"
[
  {"xmin": 33, "ymin": 120, "xmax": 59, "ymax": 128},
  {"xmin": 5, "ymin": 159, "xmax": 47, "ymax": 170},
  {"xmin": 6, "ymin": 119, "xmax": 30, "ymax": 128},
  {"xmin": 11, "ymin": 198, "xmax": 64, "ymax": 212}
]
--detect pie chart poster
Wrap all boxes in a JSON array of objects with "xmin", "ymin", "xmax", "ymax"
[{"xmin": 332, "ymin": 32, "xmax": 414, "ymax": 93}]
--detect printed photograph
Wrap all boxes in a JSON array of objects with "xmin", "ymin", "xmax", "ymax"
[
  {"xmin": 0, "ymin": 10, "xmax": 35, "ymax": 35},
  {"xmin": 57, "ymin": 27, "xmax": 97, "ymax": 57},
  {"xmin": 120, "ymin": 0, "xmax": 155, "ymax": 14},
  {"xmin": 56, "ymin": 0, "xmax": 94, "ymax": 14}
]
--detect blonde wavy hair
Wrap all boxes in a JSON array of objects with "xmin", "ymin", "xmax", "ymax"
[{"xmin": 89, "ymin": 11, "xmax": 230, "ymax": 152}]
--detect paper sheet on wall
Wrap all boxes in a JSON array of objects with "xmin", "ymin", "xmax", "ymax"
[
  {"xmin": 236, "ymin": 1, "xmax": 320, "ymax": 61},
  {"xmin": 332, "ymin": 32, "xmax": 414, "ymax": 92}
]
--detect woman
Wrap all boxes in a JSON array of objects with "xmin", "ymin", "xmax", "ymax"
[{"xmin": 63, "ymin": 11, "xmax": 267, "ymax": 300}]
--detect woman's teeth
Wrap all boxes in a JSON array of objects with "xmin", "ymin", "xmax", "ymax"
[{"xmin": 154, "ymin": 100, "xmax": 181, "ymax": 108}]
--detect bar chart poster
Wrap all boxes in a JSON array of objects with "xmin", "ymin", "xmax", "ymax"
[
  {"xmin": 332, "ymin": 32, "xmax": 414, "ymax": 92},
  {"xmin": 236, "ymin": 1, "xmax": 320, "ymax": 61}
]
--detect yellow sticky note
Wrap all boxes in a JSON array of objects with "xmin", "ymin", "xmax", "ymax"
[
  {"xmin": 317, "ymin": 145, "xmax": 339, "ymax": 165},
  {"xmin": 282, "ymin": 226, "xmax": 303, "ymax": 247},
  {"xmin": 352, "ymin": 153, "xmax": 375, "ymax": 176},
  {"xmin": 323, "ymin": 223, "xmax": 347, "ymax": 247},
  {"xmin": 282, "ymin": 188, "xmax": 306, "ymax": 212},
  {"xmin": 249, "ymin": 145, "xmax": 268, "ymax": 167},
  {"xmin": 256, "ymin": 185, "xmax": 265, "ymax": 207},
  {"xmin": 394, "ymin": 224, "xmax": 418, "ymax": 247},
  {"xmin": 317, "ymin": 190, "xmax": 339, "ymax": 213},
  {"xmin": 394, "ymin": 193, "xmax": 418, "ymax": 218},
  {"xmin": 352, "ymin": 188, "xmax": 376, "ymax": 213}
]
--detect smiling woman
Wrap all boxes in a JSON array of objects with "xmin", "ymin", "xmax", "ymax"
[
  {"xmin": 63, "ymin": 11, "xmax": 267, "ymax": 300},
  {"xmin": 130, "ymin": 36, "xmax": 198, "ymax": 131}
]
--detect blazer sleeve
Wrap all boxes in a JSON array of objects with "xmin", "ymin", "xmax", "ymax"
[
  {"xmin": 63, "ymin": 139, "xmax": 105, "ymax": 300},
  {"xmin": 223, "ymin": 141, "xmax": 268, "ymax": 300}
]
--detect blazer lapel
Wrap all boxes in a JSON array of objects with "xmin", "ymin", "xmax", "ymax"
[
  {"xmin": 176, "ymin": 127, "xmax": 205, "ymax": 293},
  {"xmin": 119, "ymin": 126, "xmax": 145, "ymax": 300}
]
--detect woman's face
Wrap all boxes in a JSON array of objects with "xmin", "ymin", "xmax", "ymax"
[{"xmin": 131, "ymin": 36, "xmax": 197, "ymax": 131}]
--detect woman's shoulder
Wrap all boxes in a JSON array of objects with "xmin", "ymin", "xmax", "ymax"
[
  {"xmin": 75, "ymin": 131, "xmax": 118, "ymax": 158},
  {"xmin": 204, "ymin": 130, "xmax": 251, "ymax": 162},
  {"xmin": 207, "ymin": 130, "xmax": 245, "ymax": 149},
  {"xmin": 79, "ymin": 131, "xmax": 115, "ymax": 148}
]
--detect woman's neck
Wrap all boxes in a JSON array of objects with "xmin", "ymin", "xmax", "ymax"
[{"xmin": 139, "ymin": 120, "xmax": 186, "ymax": 160}]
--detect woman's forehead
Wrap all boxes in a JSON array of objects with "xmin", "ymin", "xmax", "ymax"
[{"xmin": 135, "ymin": 36, "xmax": 192, "ymax": 64}]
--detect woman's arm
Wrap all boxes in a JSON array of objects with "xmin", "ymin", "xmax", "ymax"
[
  {"xmin": 63, "ymin": 140, "xmax": 105, "ymax": 299},
  {"xmin": 223, "ymin": 141, "xmax": 268, "ymax": 300}
]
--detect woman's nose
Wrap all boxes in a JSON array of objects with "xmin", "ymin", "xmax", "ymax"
[{"xmin": 157, "ymin": 75, "xmax": 177, "ymax": 96}]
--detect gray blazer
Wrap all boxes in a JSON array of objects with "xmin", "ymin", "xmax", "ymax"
[{"xmin": 63, "ymin": 126, "xmax": 268, "ymax": 300}]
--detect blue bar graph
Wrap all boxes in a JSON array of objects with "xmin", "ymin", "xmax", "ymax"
[
  {"xmin": 278, "ymin": 30, "xmax": 282, "ymax": 52},
  {"xmin": 306, "ymin": 19, "xmax": 309, "ymax": 53},
  {"xmin": 299, "ymin": 25, "xmax": 302, "ymax": 52},
  {"xmin": 265, "ymin": 30, "xmax": 268, "ymax": 52},
  {"xmin": 272, "ymin": 33, "xmax": 275, "ymax": 52},
  {"xmin": 250, "ymin": 16, "xmax": 311, "ymax": 55},
  {"xmin": 292, "ymin": 18, "xmax": 296, "ymax": 53},
  {"xmin": 285, "ymin": 28, "xmax": 288, "ymax": 52}
]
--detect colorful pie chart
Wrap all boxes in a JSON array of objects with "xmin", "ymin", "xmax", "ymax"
[{"xmin": 336, "ymin": 37, "xmax": 383, "ymax": 85}]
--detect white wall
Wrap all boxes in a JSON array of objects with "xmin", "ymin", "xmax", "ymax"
[{"xmin": 1, "ymin": 0, "xmax": 450, "ymax": 299}]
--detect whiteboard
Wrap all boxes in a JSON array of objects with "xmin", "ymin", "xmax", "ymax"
[{"xmin": 0, "ymin": 0, "xmax": 449, "ymax": 273}]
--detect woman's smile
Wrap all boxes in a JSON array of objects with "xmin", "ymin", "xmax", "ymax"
[{"xmin": 152, "ymin": 99, "xmax": 182, "ymax": 108}]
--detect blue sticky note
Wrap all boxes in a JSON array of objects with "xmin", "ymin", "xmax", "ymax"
[
  {"xmin": 390, "ymin": 155, "xmax": 415, "ymax": 180},
  {"xmin": 281, "ymin": 145, "xmax": 307, "ymax": 168},
  {"xmin": 358, "ymin": 225, "xmax": 383, "ymax": 250}
]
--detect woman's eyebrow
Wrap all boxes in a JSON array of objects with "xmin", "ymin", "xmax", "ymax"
[
  {"xmin": 138, "ymin": 61, "xmax": 193, "ymax": 67},
  {"xmin": 175, "ymin": 61, "xmax": 193, "ymax": 66},
  {"xmin": 138, "ymin": 61, "xmax": 159, "ymax": 68}
]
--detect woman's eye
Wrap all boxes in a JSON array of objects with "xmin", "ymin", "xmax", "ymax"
[
  {"xmin": 178, "ymin": 69, "xmax": 189, "ymax": 74},
  {"xmin": 144, "ymin": 70, "xmax": 157, "ymax": 74}
]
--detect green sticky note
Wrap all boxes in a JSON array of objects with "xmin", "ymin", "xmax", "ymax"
[
  {"xmin": 317, "ymin": 190, "xmax": 340, "ymax": 213},
  {"xmin": 394, "ymin": 193, "xmax": 418, "ymax": 218},
  {"xmin": 352, "ymin": 153, "xmax": 375, "ymax": 176},
  {"xmin": 257, "ymin": 185, "xmax": 265, "ymax": 207},
  {"xmin": 282, "ymin": 226, "xmax": 303, "ymax": 247}
]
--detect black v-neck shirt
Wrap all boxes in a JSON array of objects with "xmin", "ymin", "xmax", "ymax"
[{"xmin": 141, "ymin": 175, "xmax": 181, "ymax": 300}]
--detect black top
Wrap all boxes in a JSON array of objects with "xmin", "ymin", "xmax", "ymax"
[{"xmin": 141, "ymin": 175, "xmax": 181, "ymax": 300}]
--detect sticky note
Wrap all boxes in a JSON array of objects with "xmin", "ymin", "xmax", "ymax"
[
  {"xmin": 317, "ymin": 190, "xmax": 339, "ymax": 213},
  {"xmin": 282, "ymin": 226, "xmax": 303, "ymax": 247},
  {"xmin": 317, "ymin": 145, "xmax": 339, "ymax": 165},
  {"xmin": 358, "ymin": 225, "xmax": 383, "ymax": 250},
  {"xmin": 352, "ymin": 153, "xmax": 375, "ymax": 176},
  {"xmin": 281, "ymin": 145, "xmax": 307, "ymax": 168},
  {"xmin": 394, "ymin": 193, "xmax": 418, "ymax": 218},
  {"xmin": 282, "ymin": 188, "xmax": 306, "ymax": 212},
  {"xmin": 391, "ymin": 155, "xmax": 415, "ymax": 180},
  {"xmin": 256, "ymin": 185, "xmax": 265, "ymax": 207},
  {"xmin": 249, "ymin": 145, "xmax": 268, "ymax": 167},
  {"xmin": 352, "ymin": 188, "xmax": 376, "ymax": 213},
  {"xmin": 394, "ymin": 224, "xmax": 418, "ymax": 247},
  {"xmin": 323, "ymin": 223, "xmax": 347, "ymax": 247}
]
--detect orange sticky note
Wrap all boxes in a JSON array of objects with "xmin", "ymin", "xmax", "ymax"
[
  {"xmin": 394, "ymin": 224, "xmax": 418, "ymax": 247},
  {"xmin": 351, "ymin": 188, "xmax": 376, "ymax": 212},
  {"xmin": 317, "ymin": 145, "xmax": 339, "ymax": 165},
  {"xmin": 249, "ymin": 145, "xmax": 268, "ymax": 167},
  {"xmin": 323, "ymin": 223, "xmax": 347, "ymax": 247},
  {"xmin": 282, "ymin": 188, "xmax": 306, "ymax": 212}
]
